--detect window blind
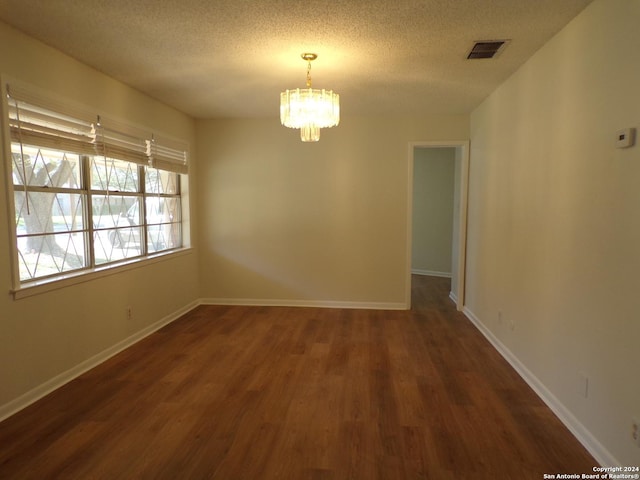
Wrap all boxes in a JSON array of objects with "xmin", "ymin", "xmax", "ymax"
[
  {"xmin": 93, "ymin": 117, "xmax": 150, "ymax": 166},
  {"xmin": 146, "ymin": 134, "xmax": 189, "ymax": 174},
  {"xmin": 7, "ymin": 84, "xmax": 96, "ymax": 156},
  {"xmin": 7, "ymin": 82, "xmax": 189, "ymax": 173}
]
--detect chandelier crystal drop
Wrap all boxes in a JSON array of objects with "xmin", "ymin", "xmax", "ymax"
[{"xmin": 280, "ymin": 53, "xmax": 340, "ymax": 142}]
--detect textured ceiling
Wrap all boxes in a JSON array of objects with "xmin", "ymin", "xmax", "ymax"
[{"xmin": 0, "ymin": 0, "xmax": 593, "ymax": 119}]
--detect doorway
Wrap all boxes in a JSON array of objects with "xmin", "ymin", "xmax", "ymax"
[{"xmin": 405, "ymin": 141, "xmax": 469, "ymax": 311}]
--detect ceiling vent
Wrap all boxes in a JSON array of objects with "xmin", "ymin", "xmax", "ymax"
[{"xmin": 467, "ymin": 40, "xmax": 509, "ymax": 59}]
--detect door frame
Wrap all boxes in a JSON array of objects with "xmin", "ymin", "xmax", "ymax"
[{"xmin": 405, "ymin": 140, "xmax": 470, "ymax": 310}]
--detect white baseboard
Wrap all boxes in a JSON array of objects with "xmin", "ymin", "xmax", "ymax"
[
  {"xmin": 449, "ymin": 291, "xmax": 458, "ymax": 304},
  {"xmin": 411, "ymin": 269, "xmax": 452, "ymax": 278},
  {"xmin": 0, "ymin": 300, "xmax": 199, "ymax": 423},
  {"xmin": 200, "ymin": 298, "xmax": 408, "ymax": 311},
  {"xmin": 462, "ymin": 307, "xmax": 619, "ymax": 468}
]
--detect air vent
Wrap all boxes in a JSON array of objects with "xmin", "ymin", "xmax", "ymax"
[{"xmin": 467, "ymin": 40, "xmax": 508, "ymax": 59}]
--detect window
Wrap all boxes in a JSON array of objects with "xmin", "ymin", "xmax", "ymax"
[{"xmin": 4, "ymin": 81, "xmax": 188, "ymax": 289}]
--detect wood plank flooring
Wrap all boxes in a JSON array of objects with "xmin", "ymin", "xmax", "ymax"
[{"xmin": 0, "ymin": 276, "xmax": 597, "ymax": 479}]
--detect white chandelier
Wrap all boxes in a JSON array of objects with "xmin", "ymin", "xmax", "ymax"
[{"xmin": 280, "ymin": 53, "xmax": 340, "ymax": 142}]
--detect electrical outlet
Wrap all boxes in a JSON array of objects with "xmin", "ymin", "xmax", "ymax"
[
  {"xmin": 498, "ymin": 310, "xmax": 503, "ymax": 325},
  {"xmin": 633, "ymin": 418, "xmax": 640, "ymax": 447},
  {"xmin": 616, "ymin": 127, "xmax": 636, "ymax": 148},
  {"xmin": 508, "ymin": 318, "xmax": 515, "ymax": 331},
  {"xmin": 126, "ymin": 306, "xmax": 132, "ymax": 320}
]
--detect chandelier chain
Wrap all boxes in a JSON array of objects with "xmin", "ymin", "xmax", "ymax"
[{"xmin": 306, "ymin": 60, "xmax": 312, "ymax": 88}]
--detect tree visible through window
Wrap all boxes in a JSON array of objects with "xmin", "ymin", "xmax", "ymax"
[
  {"xmin": 5, "ymin": 82, "xmax": 187, "ymax": 287},
  {"xmin": 12, "ymin": 144, "xmax": 182, "ymax": 283},
  {"xmin": 13, "ymin": 146, "xmax": 86, "ymax": 280}
]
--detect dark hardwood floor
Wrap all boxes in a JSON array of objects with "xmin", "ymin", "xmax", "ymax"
[{"xmin": 0, "ymin": 275, "xmax": 596, "ymax": 479}]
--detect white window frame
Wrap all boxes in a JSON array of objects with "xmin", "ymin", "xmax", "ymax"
[{"xmin": 1, "ymin": 78, "xmax": 191, "ymax": 300}]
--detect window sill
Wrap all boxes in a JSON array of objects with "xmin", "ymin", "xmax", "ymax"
[{"xmin": 11, "ymin": 247, "xmax": 194, "ymax": 300}]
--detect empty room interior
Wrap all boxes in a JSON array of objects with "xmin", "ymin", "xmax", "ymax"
[{"xmin": 0, "ymin": 0, "xmax": 638, "ymax": 477}]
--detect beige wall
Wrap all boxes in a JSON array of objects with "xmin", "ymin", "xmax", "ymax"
[
  {"xmin": 467, "ymin": 0, "xmax": 640, "ymax": 466},
  {"xmin": 196, "ymin": 116, "xmax": 469, "ymax": 308},
  {"xmin": 411, "ymin": 147, "xmax": 455, "ymax": 276},
  {"xmin": 0, "ymin": 22, "xmax": 199, "ymax": 415}
]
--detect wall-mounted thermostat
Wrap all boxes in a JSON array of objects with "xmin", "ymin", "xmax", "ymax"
[{"xmin": 616, "ymin": 128, "xmax": 636, "ymax": 148}]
